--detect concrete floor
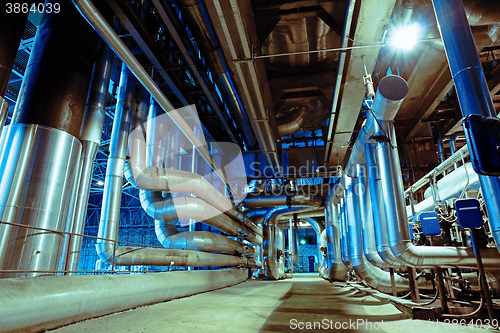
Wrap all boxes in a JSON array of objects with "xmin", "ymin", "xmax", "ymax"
[{"xmin": 50, "ymin": 273, "xmax": 494, "ymax": 333}]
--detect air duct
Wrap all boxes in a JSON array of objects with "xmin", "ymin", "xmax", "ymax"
[
  {"xmin": 0, "ymin": 268, "xmax": 246, "ymax": 333},
  {"xmin": 433, "ymin": 0, "xmax": 500, "ymax": 251},
  {"xmin": 276, "ymin": 106, "xmax": 310, "ymax": 137}
]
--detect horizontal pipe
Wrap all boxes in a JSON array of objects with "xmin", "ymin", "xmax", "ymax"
[
  {"xmin": 0, "ymin": 268, "xmax": 246, "ymax": 333},
  {"xmin": 243, "ymin": 193, "xmax": 321, "ymax": 208},
  {"xmin": 155, "ymin": 221, "xmax": 244, "ymax": 255},
  {"xmin": 111, "ymin": 247, "xmax": 259, "ymax": 268},
  {"xmin": 140, "ymin": 190, "xmax": 261, "ymax": 245}
]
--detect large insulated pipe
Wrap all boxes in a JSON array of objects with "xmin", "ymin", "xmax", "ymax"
[
  {"xmin": 243, "ymin": 193, "xmax": 321, "ymax": 208},
  {"xmin": 0, "ymin": 7, "xmax": 29, "ymax": 138},
  {"xmin": 302, "ymin": 217, "xmax": 324, "ymax": 268},
  {"xmin": 262, "ymin": 206, "xmax": 316, "ymax": 279},
  {"xmin": 332, "ymin": 75, "xmax": 408, "ymax": 203},
  {"xmin": 377, "ymin": 120, "xmax": 500, "ymax": 268},
  {"xmin": 338, "ymin": 198, "xmax": 351, "ymax": 266},
  {"xmin": 276, "ymin": 226, "xmax": 285, "ymax": 277},
  {"xmin": 0, "ymin": 268, "xmax": 246, "ymax": 333},
  {"xmin": 364, "ymin": 142, "xmax": 401, "ymax": 267},
  {"xmin": 175, "ymin": 0, "xmax": 255, "ymax": 148},
  {"xmin": 95, "ymin": 63, "xmax": 136, "ymax": 263},
  {"xmin": 0, "ymin": 1, "xmax": 98, "ymax": 277},
  {"xmin": 65, "ymin": 41, "xmax": 114, "ymax": 274},
  {"xmin": 433, "ymin": 0, "xmax": 500, "ymax": 251},
  {"xmin": 356, "ymin": 164, "xmax": 390, "ymax": 269},
  {"xmin": 276, "ymin": 106, "xmax": 310, "ymax": 137},
  {"xmin": 141, "ymin": 190, "xmax": 261, "ymax": 245},
  {"xmin": 155, "ymin": 221, "xmax": 243, "ymax": 254},
  {"xmin": 409, "ymin": 163, "xmax": 480, "ymax": 217},
  {"xmin": 344, "ymin": 175, "xmax": 409, "ymax": 294},
  {"xmin": 322, "ymin": 188, "xmax": 347, "ymax": 281}
]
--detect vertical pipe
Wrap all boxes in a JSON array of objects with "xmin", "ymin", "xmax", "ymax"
[
  {"xmin": 0, "ymin": 0, "xmax": 98, "ymax": 277},
  {"xmin": 66, "ymin": 42, "xmax": 114, "ymax": 274},
  {"xmin": 96, "ymin": 63, "xmax": 136, "ymax": 262},
  {"xmin": 432, "ymin": 0, "xmax": 500, "ymax": 251},
  {"xmin": 356, "ymin": 163, "xmax": 387, "ymax": 268},
  {"xmin": 364, "ymin": 141, "xmax": 400, "ymax": 267},
  {"xmin": 436, "ymin": 267, "xmax": 449, "ymax": 313},
  {"xmin": 376, "ymin": 121, "xmax": 411, "ymax": 264}
]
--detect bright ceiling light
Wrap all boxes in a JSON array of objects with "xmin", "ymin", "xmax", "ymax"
[
  {"xmin": 388, "ymin": 22, "xmax": 422, "ymax": 51},
  {"xmin": 96, "ymin": 180, "xmax": 104, "ymax": 186},
  {"xmin": 300, "ymin": 239, "xmax": 306, "ymax": 245}
]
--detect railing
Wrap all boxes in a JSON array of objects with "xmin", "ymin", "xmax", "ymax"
[{"xmin": 0, "ymin": 220, "xmax": 173, "ymax": 276}]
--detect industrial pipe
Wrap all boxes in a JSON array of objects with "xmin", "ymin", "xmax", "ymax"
[
  {"xmin": 66, "ymin": 41, "xmax": 115, "ymax": 274},
  {"xmin": 276, "ymin": 106, "xmax": 310, "ymax": 137},
  {"xmin": 364, "ymin": 142, "xmax": 402, "ymax": 267},
  {"xmin": 140, "ymin": 190, "xmax": 261, "ymax": 245},
  {"xmin": 376, "ymin": 120, "xmax": 500, "ymax": 268},
  {"xmin": 243, "ymin": 193, "xmax": 321, "ymax": 208},
  {"xmin": 96, "ymin": 63, "xmax": 136, "ymax": 263},
  {"xmin": 0, "ymin": 1, "xmax": 98, "ymax": 277},
  {"xmin": 321, "ymin": 189, "xmax": 347, "ymax": 281},
  {"xmin": 356, "ymin": 164, "xmax": 390, "ymax": 269},
  {"xmin": 0, "ymin": 268, "xmax": 246, "ymax": 333},
  {"xmin": 343, "ymin": 175, "xmax": 409, "ymax": 293},
  {"xmin": 155, "ymin": 221, "xmax": 244, "ymax": 255},
  {"xmin": 433, "ymin": 0, "xmax": 500, "ymax": 251}
]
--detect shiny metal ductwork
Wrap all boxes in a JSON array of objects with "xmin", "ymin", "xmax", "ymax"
[
  {"xmin": 331, "ymin": 75, "xmax": 409, "ymax": 202},
  {"xmin": 175, "ymin": 0, "xmax": 255, "ymax": 148},
  {"xmin": 95, "ymin": 63, "xmax": 136, "ymax": 264},
  {"xmin": 344, "ymin": 175, "xmax": 409, "ymax": 293},
  {"xmin": 276, "ymin": 106, "xmax": 310, "ymax": 137},
  {"xmin": 356, "ymin": 164, "xmax": 393, "ymax": 269},
  {"xmin": 262, "ymin": 206, "xmax": 317, "ymax": 280},
  {"xmin": 65, "ymin": 41, "xmax": 114, "ymax": 274},
  {"xmin": 155, "ymin": 221, "xmax": 244, "ymax": 254},
  {"xmin": 321, "ymin": 189, "xmax": 347, "ymax": 281},
  {"xmin": 0, "ymin": 268, "xmax": 247, "ymax": 333},
  {"xmin": 433, "ymin": 0, "xmax": 500, "ymax": 251},
  {"xmin": 0, "ymin": 2, "xmax": 98, "ymax": 277},
  {"xmin": 243, "ymin": 193, "xmax": 321, "ymax": 209},
  {"xmin": 364, "ymin": 143, "xmax": 403, "ymax": 268},
  {"xmin": 276, "ymin": 226, "xmax": 285, "ymax": 278},
  {"xmin": 140, "ymin": 190, "xmax": 261, "ymax": 246},
  {"xmin": 302, "ymin": 217, "xmax": 324, "ymax": 269},
  {"xmin": 376, "ymin": 112, "xmax": 500, "ymax": 268}
]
